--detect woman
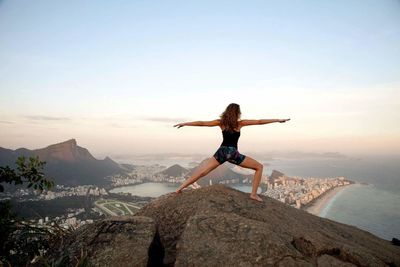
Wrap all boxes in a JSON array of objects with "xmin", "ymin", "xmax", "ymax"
[{"xmin": 173, "ymin": 103, "xmax": 290, "ymax": 202}]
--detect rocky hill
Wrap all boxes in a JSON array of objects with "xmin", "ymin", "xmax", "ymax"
[
  {"xmin": 187, "ymin": 159, "xmax": 254, "ymax": 187},
  {"xmin": 157, "ymin": 160, "xmax": 257, "ymax": 189},
  {"xmin": 158, "ymin": 164, "xmax": 188, "ymax": 177},
  {"xmin": 269, "ymin": 169, "xmax": 286, "ymax": 181},
  {"xmin": 48, "ymin": 185, "xmax": 400, "ymax": 266},
  {"xmin": 0, "ymin": 139, "xmax": 125, "ymax": 187}
]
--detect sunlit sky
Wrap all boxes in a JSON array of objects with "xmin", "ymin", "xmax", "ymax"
[{"xmin": 1, "ymin": 0, "xmax": 399, "ymax": 159}]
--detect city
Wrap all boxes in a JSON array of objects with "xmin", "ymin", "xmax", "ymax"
[{"xmin": 1, "ymin": 163, "xmax": 354, "ymax": 231}]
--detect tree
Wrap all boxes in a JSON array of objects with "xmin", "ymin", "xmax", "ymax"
[
  {"xmin": 0, "ymin": 156, "xmax": 57, "ymax": 266},
  {"xmin": 0, "ymin": 155, "xmax": 54, "ymax": 192}
]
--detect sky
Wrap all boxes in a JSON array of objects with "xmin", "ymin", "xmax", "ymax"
[{"xmin": 0, "ymin": 0, "xmax": 399, "ymax": 159}]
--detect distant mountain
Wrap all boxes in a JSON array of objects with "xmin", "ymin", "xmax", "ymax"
[
  {"xmin": 156, "ymin": 161, "xmax": 255, "ymax": 188},
  {"xmin": 269, "ymin": 170, "xmax": 285, "ymax": 180},
  {"xmin": 187, "ymin": 159, "xmax": 254, "ymax": 187},
  {"xmin": 158, "ymin": 164, "xmax": 188, "ymax": 177},
  {"xmin": 120, "ymin": 163, "xmax": 136, "ymax": 172},
  {"xmin": 33, "ymin": 139, "xmax": 97, "ymax": 163},
  {"xmin": 0, "ymin": 139, "xmax": 125, "ymax": 189}
]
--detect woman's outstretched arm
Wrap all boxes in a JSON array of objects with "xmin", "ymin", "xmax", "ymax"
[
  {"xmin": 240, "ymin": 118, "xmax": 290, "ymax": 127},
  {"xmin": 174, "ymin": 119, "xmax": 220, "ymax": 128}
]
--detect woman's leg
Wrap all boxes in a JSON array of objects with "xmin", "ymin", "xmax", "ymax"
[
  {"xmin": 175, "ymin": 157, "xmax": 221, "ymax": 193},
  {"xmin": 238, "ymin": 156, "xmax": 264, "ymax": 202}
]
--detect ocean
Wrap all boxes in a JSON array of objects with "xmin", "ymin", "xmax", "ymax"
[
  {"xmin": 109, "ymin": 183, "xmax": 262, "ymax": 198},
  {"xmin": 264, "ymin": 154, "xmax": 400, "ymax": 241},
  {"xmin": 319, "ymin": 183, "xmax": 400, "ymax": 241}
]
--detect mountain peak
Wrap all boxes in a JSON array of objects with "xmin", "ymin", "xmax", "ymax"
[
  {"xmin": 0, "ymin": 140, "xmax": 124, "ymax": 187},
  {"xmin": 48, "ymin": 185, "xmax": 400, "ymax": 266},
  {"xmin": 136, "ymin": 185, "xmax": 400, "ymax": 266},
  {"xmin": 63, "ymin": 138, "xmax": 77, "ymax": 146},
  {"xmin": 104, "ymin": 156, "xmax": 113, "ymax": 161},
  {"xmin": 27, "ymin": 138, "xmax": 100, "ymax": 164},
  {"xmin": 44, "ymin": 138, "xmax": 78, "ymax": 151}
]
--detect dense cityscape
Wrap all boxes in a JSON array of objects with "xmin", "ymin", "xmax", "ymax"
[{"xmin": 1, "ymin": 162, "xmax": 354, "ymax": 231}]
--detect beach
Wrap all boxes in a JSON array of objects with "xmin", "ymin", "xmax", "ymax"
[{"xmin": 305, "ymin": 185, "xmax": 351, "ymax": 216}]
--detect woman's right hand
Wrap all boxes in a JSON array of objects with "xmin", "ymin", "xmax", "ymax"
[{"xmin": 173, "ymin": 123, "xmax": 186, "ymax": 128}]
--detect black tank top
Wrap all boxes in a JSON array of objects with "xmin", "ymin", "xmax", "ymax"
[{"xmin": 220, "ymin": 129, "xmax": 240, "ymax": 149}]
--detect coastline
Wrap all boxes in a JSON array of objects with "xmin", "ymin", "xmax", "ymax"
[{"xmin": 304, "ymin": 183, "xmax": 354, "ymax": 216}]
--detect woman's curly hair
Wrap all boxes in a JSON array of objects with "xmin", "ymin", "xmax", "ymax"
[{"xmin": 219, "ymin": 103, "xmax": 241, "ymax": 132}]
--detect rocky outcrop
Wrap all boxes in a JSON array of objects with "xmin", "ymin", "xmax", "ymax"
[
  {"xmin": 175, "ymin": 212, "xmax": 313, "ymax": 266},
  {"xmin": 137, "ymin": 185, "xmax": 400, "ymax": 266},
  {"xmin": 48, "ymin": 216, "xmax": 164, "ymax": 267},
  {"xmin": 50, "ymin": 185, "xmax": 400, "ymax": 266}
]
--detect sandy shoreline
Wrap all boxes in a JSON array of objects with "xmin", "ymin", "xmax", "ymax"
[{"xmin": 305, "ymin": 184, "xmax": 353, "ymax": 216}]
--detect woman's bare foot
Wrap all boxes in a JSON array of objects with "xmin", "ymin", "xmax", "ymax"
[
  {"xmin": 250, "ymin": 194, "xmax": 263, "ymax": 202},
  {"xmin": 175, "ymin": 188, "xmax": 183, "ymax": 194}
]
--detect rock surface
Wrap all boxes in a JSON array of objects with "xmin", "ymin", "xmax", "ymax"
[
  {"xmin": 48, "ymin": 216, "xmax": 163, "ymax": 267},
  {"xmin": 136, "ymin": 185, "xmax": 400, "ymax": 266},
  {"xmin": 50, "ymin": 185, "xmax": 400, "ymax": 266}
]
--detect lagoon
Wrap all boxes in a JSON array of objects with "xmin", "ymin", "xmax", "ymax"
[{"xmin": 109, "ymin": 182, "xmax": 261, "ymax": 198}]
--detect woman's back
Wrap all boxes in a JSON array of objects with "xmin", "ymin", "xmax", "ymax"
[{"xmin": 220, "ymin": 126, "xmax": 241, "ymax": 149}]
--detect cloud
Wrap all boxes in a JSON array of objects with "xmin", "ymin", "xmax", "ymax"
[
  {"xmin": 107, "ymin": 122, "xmax": 126, "ymax": 128},
  {"xmin": 23, "ymin": 115, "xmax": 71, "ymax": 121},
  {"xmin": 139, "ymin": 116, "xmax": 190, "ymax": 123},
  {"xmin": 0, "ymin": 120, "xmax": 14, "ymax": 124}
]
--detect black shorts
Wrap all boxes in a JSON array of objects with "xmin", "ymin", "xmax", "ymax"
[{"xmin": 213, "ymin": 146, "xmax": 246, "ymax": 165}]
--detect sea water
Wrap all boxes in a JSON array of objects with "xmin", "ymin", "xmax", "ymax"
[
  {"xmin": 110, "ymin": 182, "xmax": 261, "ymax": 197},
  {"xmin": 110, "ymin": 182, "xmax": 179, "ymax": 198},
  {"xmin": 320, "ymin": 183, "xmax": 400, "ymax": 240},
  {"xmin": 266, "ymin": 155, "xmax": 400, "ymax": 240}
]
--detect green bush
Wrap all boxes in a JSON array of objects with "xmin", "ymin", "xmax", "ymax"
[{"xmin": 0, "ymin": 156, "xmax": 58, "ymax": 266}]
